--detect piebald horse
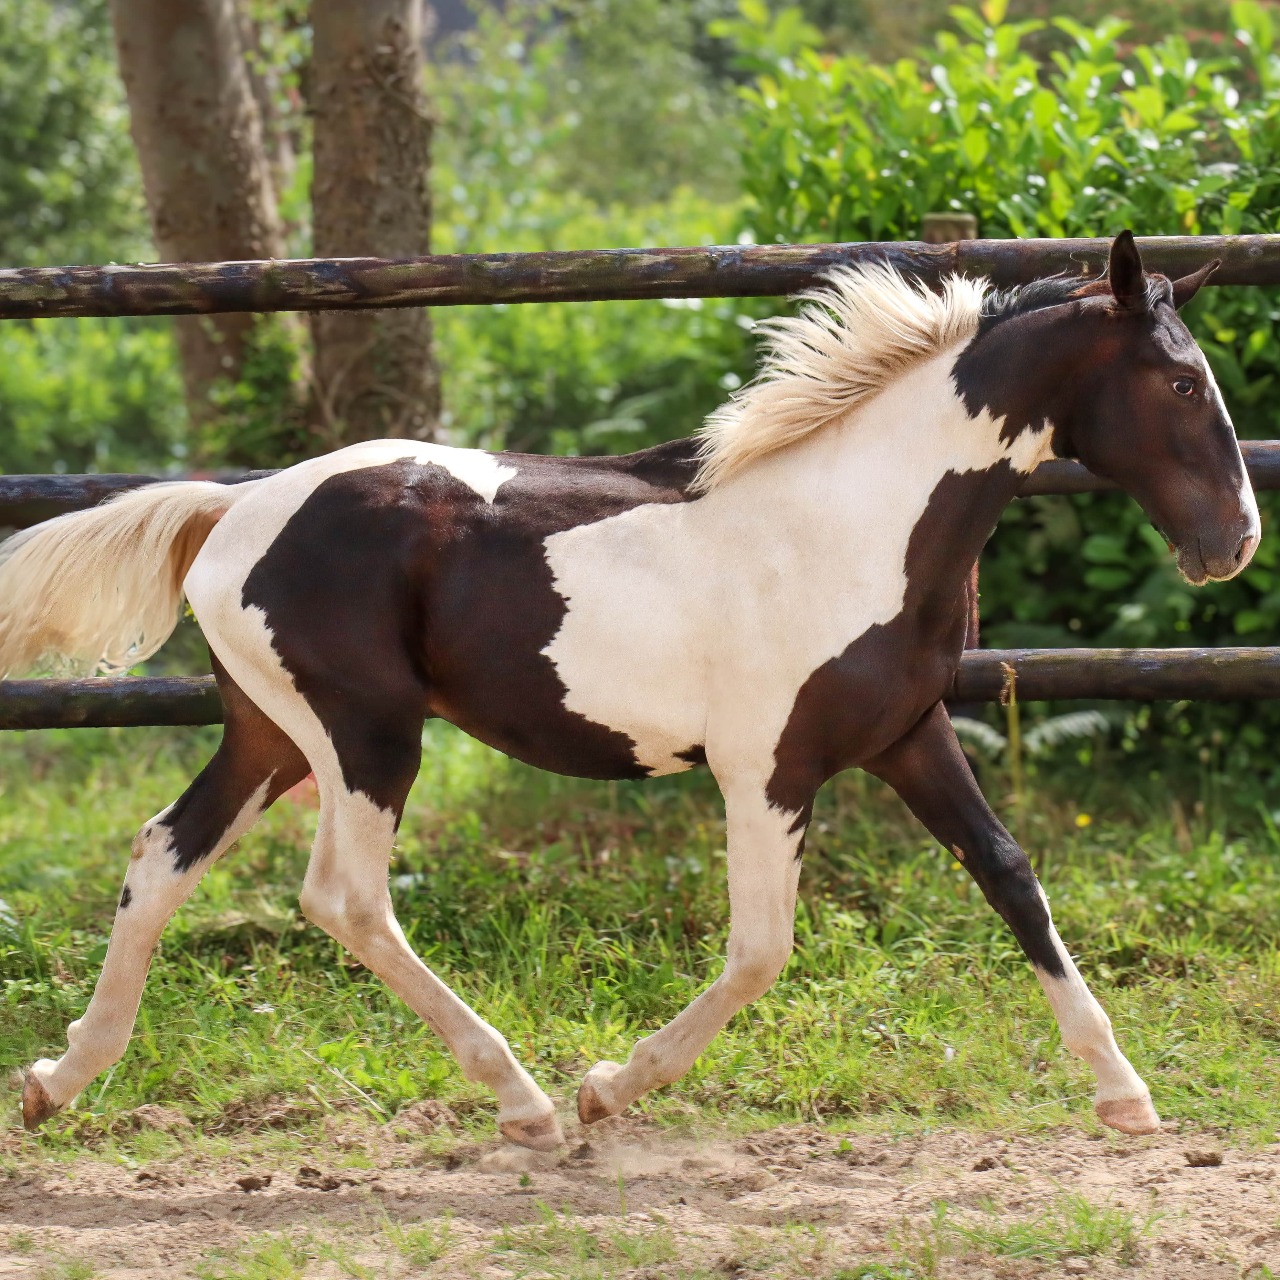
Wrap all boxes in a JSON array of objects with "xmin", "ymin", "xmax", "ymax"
[{"xmin": 1, "ymin": 233, "xmax": 1258, "ymax": 1149}]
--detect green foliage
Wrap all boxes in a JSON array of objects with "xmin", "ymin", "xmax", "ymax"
[
  {"xmin": 792, "ymin": 0, "xmax": 1245, "ymax": 63},
  {"xmin": 431, "ymin": 5, "xmax": 756, "ymax": 455},
  {"xmin": 732, "ymin": 1, "xmax": 1280, "ymax": 246},
  {"xmin": 0, "ymin": 0, "xmax": 146, "ymax": 267},
  {"xmin": 723, "ymin": 1, "xmax": 1280, "ymax": 687},
  {"xmin": 0, "ymin": 318, "xmax": 185, "ymax": 475},
  {"xmin": 0, "ymin": 0, "xmax": 184, "ymax": 476},
  {"xmin": 436, "ymin": 0, "xmax": 741, "ymax": 210},
  {"xmin": 203, "ymin": 317, "xmax": 313, "ymax": 469},
  {"xmin": 434, "ymin": 195, "xmax": 754, "ymax": 455}
]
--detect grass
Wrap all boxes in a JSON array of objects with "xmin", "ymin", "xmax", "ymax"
[
  {"xmin": 28, "ymin": 1257, "xmax": 98, "ymax": 1280},
  {"xmin": 193, "ymin": 1234, "xmax": 309, "ymax": 1280},
  {"xmin": 494, "ymin": 1201, "xmax": 680, "ymax": 1274},
  {"xmin": 2, "ymin": 718, "xmax": 1279, "ymax": 1150},
  {"xmin": 381, "ymin": 1215, "xmax": 453, "ymax": 1269},
  {"xmin": 814, "ymin": 1193, "xmax": 1158, "ymax": 1279},
  {"xmin": 889, "ymin": 1193, "xmax": 1159, "ymax": 1273}
]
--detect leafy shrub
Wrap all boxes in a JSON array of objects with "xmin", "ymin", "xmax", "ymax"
[
  {"xmin": 433, "ymin": 191, "xmax": 755, "ymax": 456},
  {"xmin": 0, "ymin": 0, "xmax": 146, "ymax": 268},
  {"xmin": 431, "ymin": 2, "xmax": 756, "ymax": 455},
  {"xmin": 722, "ymin": 0, "xmax": 1280, "ymax": 665},
  {"xmin": 0, "ymin": 0, "xmax": 183, "ymax": 476},
  {"xmin": 0, "ymin": 318, "xmax": 185, "ymax": 476}
]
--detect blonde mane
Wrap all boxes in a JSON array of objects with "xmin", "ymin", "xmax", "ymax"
[{"xmin": 694, "ymin": 263, "xmax": 990, "ymax": 490}]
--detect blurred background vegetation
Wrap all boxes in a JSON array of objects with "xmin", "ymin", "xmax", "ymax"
[{"xmin": 4, "ymin": 0, "xmax": 1280, "ymax": 771}]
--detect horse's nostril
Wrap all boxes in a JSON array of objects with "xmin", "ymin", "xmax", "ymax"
[{"xmin": 1235, "ymin": 531, "xmax": 1259, "ymax": 566}]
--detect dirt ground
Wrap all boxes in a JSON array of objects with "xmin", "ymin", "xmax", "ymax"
[{"xmin": 1, "ymin": 1113, "xmax": 1277, "ymax": 1278}]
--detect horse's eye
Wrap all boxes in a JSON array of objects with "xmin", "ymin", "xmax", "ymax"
[{"xmin": 1173, "ymin": 377, "xmax": 1196, "ymax": 397}]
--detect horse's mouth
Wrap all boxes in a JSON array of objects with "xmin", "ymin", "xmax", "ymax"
[
  {"xmin": 1174, "ymin": 535, "xmax": 1253, "ymax": 586},
  {"xmin": 1175, "ymin": 545, "xmax": 1211, "ymax": 587}
]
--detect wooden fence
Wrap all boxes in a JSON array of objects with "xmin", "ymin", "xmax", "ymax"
[{"xmin": 3, "ymin": 233, "xmax": 1279, "ymax": 729}]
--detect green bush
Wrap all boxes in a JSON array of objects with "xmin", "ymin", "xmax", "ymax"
[
  {"xmin": 722, "ymin": 0, "xmax": 1280, "ymax": 662},
  {"xmin": 0, "ymin": 0, "xmax": 145, "ymax": 268},
  {"xmin": 431, "ymin": 2, "xmax": 755, "ymax": 455},
  {"xmin": 434, "ymin": 191, "xmax": 755, "ymax": 456},
  {"xmin": 0, "ymin": 318, "xmax": 185, "ymax": 476},
  {"xmin": 0, "ymin": 0, "xmax": 184, "ymax": 477}
]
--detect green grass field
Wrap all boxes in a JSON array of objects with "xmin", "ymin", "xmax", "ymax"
[{"xmin": 3, "ymin": 719, "xmax": 1278, "ymax": 1151}]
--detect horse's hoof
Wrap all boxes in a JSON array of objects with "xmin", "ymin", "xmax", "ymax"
[
  {"xmin": 499, "ymin": 1111, "xmax": 565, "ymax": 1152},
  {"xmin": 21, "ymin": 1069, "xmax": 60, "ymax": 1132},
  {"xmin": 1095, "ymin": 1093, "xmax": 1160, "ymax": 1135},
  {"xmin": 577, "ymin": 1061, "xmax": 624, "ymax": 1124}
]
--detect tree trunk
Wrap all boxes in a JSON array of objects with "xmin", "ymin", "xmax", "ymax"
[
  {"xmin": 107, "ymin": 0, "xmax": 286, "ymax": 427},
  {"xmin": 310, "ymin": 0, "xmax": 440, "ymax": 444},
  {"xmin": 237, "ymin": 6, "xmax": 299, "ymax": 220}
]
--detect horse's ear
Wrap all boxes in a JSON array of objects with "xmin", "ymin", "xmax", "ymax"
[
  {"xmin": 1108, "ymin": 230, "xmax": 1147, "ymax": 310},
  {"xmin": 1172, "ymin": 258, "xmax": 1221, "ymax": 309}
]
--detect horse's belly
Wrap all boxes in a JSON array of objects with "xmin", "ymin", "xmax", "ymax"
[{"xmin": 429, "ymin": 666, "xmax": 702, "ymax": 781}]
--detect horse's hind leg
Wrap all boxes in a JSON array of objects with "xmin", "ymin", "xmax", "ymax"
[
  {"xmin": 22, "ymin": 661, "xmax": 308, "ymax": 1129},
  {"xmin": 287, "ymin": 711, "xmax": 564, "ymax": 1151}
]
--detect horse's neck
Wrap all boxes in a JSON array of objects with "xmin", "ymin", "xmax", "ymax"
[{"xmin": 712, "ymin": 346, "xmax": 1049, "ymax": 587}]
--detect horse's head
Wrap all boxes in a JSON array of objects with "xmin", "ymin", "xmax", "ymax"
[{"xmin": 1052, "ymin": 231, "xmax": 1259, "ymax": 585}]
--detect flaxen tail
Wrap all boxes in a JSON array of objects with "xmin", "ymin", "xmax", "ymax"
[{"xmin": 0, "ymin": 481, "xmax": 252, "ymax": 677}]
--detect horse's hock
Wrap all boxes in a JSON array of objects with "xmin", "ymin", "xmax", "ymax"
[{"xmin": 4, "ymin": 230, "xmax": 1280, "ymax": 728}]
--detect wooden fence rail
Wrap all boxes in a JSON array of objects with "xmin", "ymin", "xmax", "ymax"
[
  {"xmin": 5, "ymin": 444, "xmax": 1280, "ymax": 529},
  {"xmin": 4, "ymin": 648, "xmax": 1278, "ymax": 731},
  {"xmin": 1, "ymin": 234, "xmax": 1278, "ymax": 320}
]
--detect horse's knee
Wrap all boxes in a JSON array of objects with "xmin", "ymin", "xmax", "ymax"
[
  {"xmin": 725, "ymin": 935, "xmax": 792, "ymax": 1003},
  {"xmin": 299, "ymin": 880, "xmax": 389, "ymax": 944}
]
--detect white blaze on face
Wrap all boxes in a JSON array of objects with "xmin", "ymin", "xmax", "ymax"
[
  {"xmin": 1198, "ymin": 350, "xmax": 1261, "ymax": 552},
  {"xmin": 540, "ymin": 347, "xmax": 1056, "ymax": 778}
]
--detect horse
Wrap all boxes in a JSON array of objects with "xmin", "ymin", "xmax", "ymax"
[{"xmin": 1, "ymin": 231, "xmax": 1258, "ymax": 1150}]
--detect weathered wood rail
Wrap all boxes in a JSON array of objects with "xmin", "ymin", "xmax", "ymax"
[
  {"xmin": 4, "ymin": 443, "xmax": 1280, "ymax": 530},
  {"xmin": 1, "ymin": 234, "xmax": 1278, "ymax": 319},
  {"xmin": 4, "ymin": 648, "xmax": 1278, "ymax": 731}
]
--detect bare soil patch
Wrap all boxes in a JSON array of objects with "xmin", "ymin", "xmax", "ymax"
[{"xmin": 1, "ymin": 1118, "xmax": 1277, "ymax": 1277}]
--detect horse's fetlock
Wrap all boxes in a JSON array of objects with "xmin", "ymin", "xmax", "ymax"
[
  {"xmin": 628, "ymin": 1035, "xmax": 667, "ymax": 1078},
  {"xmin": 461, "ymin": 1029, "xmax": 516, "ymax": 1084}
]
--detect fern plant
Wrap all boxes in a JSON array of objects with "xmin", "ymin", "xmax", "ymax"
[{"xmin": 951, "ymin": 709, "xmax": 1114, "ymax": 760}]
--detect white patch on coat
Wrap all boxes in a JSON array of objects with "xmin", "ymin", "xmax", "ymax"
[{"xmin": 541, "ymin": 348, "xmax": 1054, "ymax": 776}]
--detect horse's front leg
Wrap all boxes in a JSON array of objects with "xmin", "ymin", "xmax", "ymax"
[
  {"xmin": 866, "ymin": 702, "xmax": 1159, "ymax": 1134},
  {"xmin": 578, "ymin": 777, "xmax": 808, "ymax": 1123}
]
